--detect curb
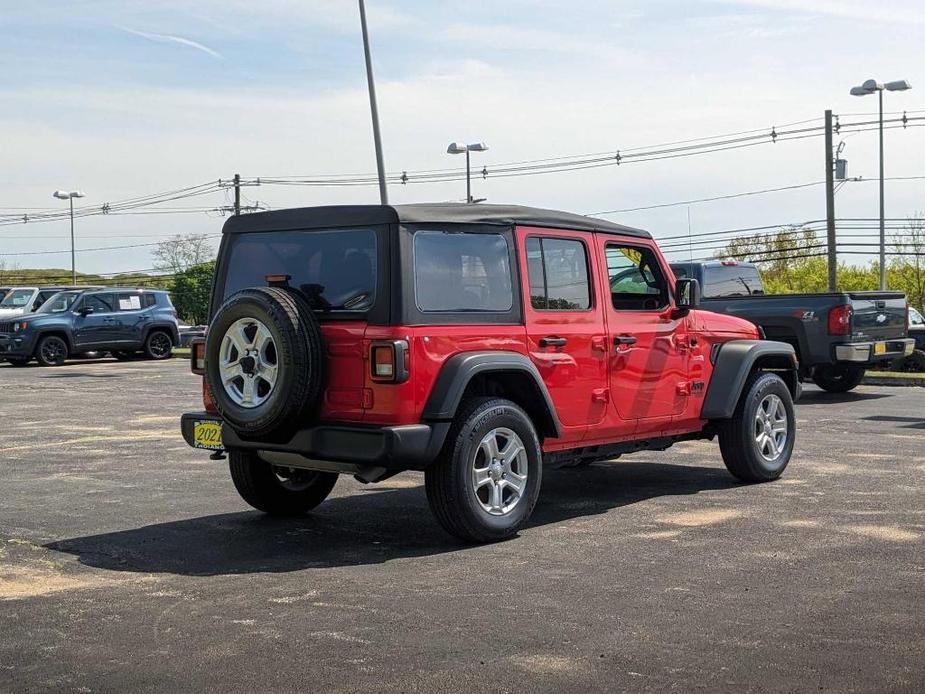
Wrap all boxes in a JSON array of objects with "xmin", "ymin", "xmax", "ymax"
[{"xmin": 862, "ymin": 375, "xmax": 925, "ymax": 387}]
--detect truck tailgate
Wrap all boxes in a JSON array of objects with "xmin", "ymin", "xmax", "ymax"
[{"xmin": 849, "ymin": 292, "xmax": 907, "ymax": 340}]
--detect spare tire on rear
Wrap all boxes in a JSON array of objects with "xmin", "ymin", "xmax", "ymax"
[{"xmin": 205, "ymin": 286, "xmax": 324, "ymax": 437}]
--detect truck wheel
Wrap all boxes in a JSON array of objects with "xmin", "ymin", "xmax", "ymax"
[
  {"xmin": 812, "ymin": 364, "xmax": 865, "ymax": 392},
  {"xmin": 35, "ymin": 335, "xmax": 68, "ymax": 366},
  {"xmin": 205, "ymin": 287, "xmax": 324, "ymax": 438},
  {"xmin": 144, "ymin": 331, "xmax": 173, "ymax": 360},
  {"xmin": 718, "ymin": 371, "xmax": 795, "ymax": 482},
  {"xmin": 228, "ymin": 450, "xmax": 337, "ymax": 515},
  {"xmin": 425, "ymin": 398, "xmax": 542, "ymax": 543}
]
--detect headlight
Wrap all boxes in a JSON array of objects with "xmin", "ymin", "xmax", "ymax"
[{"xmin": 13, "ymin": 321, "xmax": 26, "ymax": 332}]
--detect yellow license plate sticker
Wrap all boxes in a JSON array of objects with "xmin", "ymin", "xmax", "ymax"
[
  {"xmin": 874, "ymin": 342, "xmax": 887, "ymax": 355},
  {"xmin": 193, "ymin": 421, "xmax": 223, "ymax": 450}
]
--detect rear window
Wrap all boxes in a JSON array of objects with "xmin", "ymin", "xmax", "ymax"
[
  {"xmin": 703, "ymin": 265, "xmax": 764, "ymax": 298},
  {"xmin": 413, "ymin": 231, "xmax": 513, "ymax": 312},
  {"xmin": 222, "ymin": 229, "xmax": 377, "ymax": 311}
]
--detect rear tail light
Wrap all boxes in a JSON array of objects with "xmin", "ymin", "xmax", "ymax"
[
  {"xmin": 190, "ymin": 338, "xmax": 206, "ymax": 375},
  {"xmin": 370, "ymin": 340, "xmax": 409, "ymax": 383},
  {"xmin": 828, "ymin": 305, "xmax": 853, "ymax": 335}
]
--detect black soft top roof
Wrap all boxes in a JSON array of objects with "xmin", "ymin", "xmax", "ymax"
[{"xmin": 221, "ymin": 203, "xmax": 650, "ymax": 239}]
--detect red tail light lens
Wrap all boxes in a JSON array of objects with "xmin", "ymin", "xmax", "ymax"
[
  {"xmin": 828, "ymin": 305, "xmax": 852, "ymax": 335},
  {"xmin": 372, "ymin": 345, "xmax": 395, "ymax": 379}
]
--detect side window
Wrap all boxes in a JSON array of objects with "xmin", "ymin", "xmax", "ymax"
[
  {"xmin": 413, "ymin": 231, "xmax": 513, "ymax": 312},
  {"xmin": 143, "ymin": 293, "xmax": 158, "ymax": 308},
  {"xmin": 605, "ymin": 244, "xmax": 669, "ymax": 311},
  {"xmin": 115, "ymin": 292, "xmax": 143, "ymax": 311},
  {"xmin": 526, "ymin": 237, "xmax": 591, "ymax": 310},
  {"xmin": 84, "ymin": 294, "xmax": 114, "ymax": 313}
]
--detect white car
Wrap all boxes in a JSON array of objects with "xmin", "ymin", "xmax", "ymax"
[{"xmin": 0, "ymin": 287, "xmax": 80, "ymax": 319}]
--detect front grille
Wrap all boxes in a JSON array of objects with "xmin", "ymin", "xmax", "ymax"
[{"xmin": 0, "ymin": 322, "xmax": 13, "ymax": 333}]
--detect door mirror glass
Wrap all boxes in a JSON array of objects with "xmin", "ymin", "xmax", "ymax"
[
  {"xmin": 78, "ymin": 305, "xmax": 94, "ymax": 316},
  {"xmin": 675, "ymin": 278, "xmax": 700, "ymax": 312}
]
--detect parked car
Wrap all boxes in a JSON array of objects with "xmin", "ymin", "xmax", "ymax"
[
  {"xmin": 889, "ymin": 307, "xmax": 925, "ymax": 372},
  {"xmin": 180, "ymin": 203, "xmax": 799, "ymax": 542},
  {"xmin": 178, "ymin": 324, "xmax": 207, "ymax": 347},
  {"xmin": 908, "ymin": 307, "xmax": 925, "ymax": 351},
  {"xmin": 0, "ymin": 285, "xmax": 96, "ymax": 319},
  {"xmin": 670, "ymin": 260, "xmax": 914, "ymax": 392},
  {"xmin": 0, "ymin": 287, "xmax": 179, "ymax": 366}
]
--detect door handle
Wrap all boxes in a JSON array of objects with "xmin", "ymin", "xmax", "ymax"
[
  {"xmin": 539, "ymin": 336, "xmax": 568, "ymax": 348},
  {"xmin": 614, "ymin": 335, "xmax": 637, "ymax": 347}
]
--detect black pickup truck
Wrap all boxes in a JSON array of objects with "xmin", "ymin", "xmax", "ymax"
[{"xmin": 671, "ymin": 260, "xmax": 915, "ymax": 392}]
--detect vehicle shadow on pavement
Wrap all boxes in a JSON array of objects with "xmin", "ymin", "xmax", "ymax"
[
  {"xmin": 46, "ymin": 461, "xmax": 738, "ymax": 576},
  {"xmin": 795, "ymin": 390, "xmax": 892, "ymax": 406}
]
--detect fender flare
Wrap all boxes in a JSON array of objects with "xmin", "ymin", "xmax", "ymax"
[
  {"xmin": 701, "ymin": 339, "xmax": 798, "ymax": 420},
  {"xmin": 142, "ymin": 322, "xmax": 180, "ymax": 344},
  {"xmin": 422, "ymin": 351, "xmax": 562, "ymax": 438}
]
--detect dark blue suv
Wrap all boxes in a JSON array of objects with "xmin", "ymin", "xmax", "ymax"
[{"xmin": 0, "ymin": 288, "xmax": 179, "ymax": 366}]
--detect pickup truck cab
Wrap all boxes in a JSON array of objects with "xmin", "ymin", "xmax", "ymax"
[
  {"xmin": 671, "ymin": 261, "xmax": 914, "ymax": 392},
  {"xmin": 0, "ymin": 287, "xmax": 179, "ymax": 366},
  {"xmin": 181, "ymin": 204, "xmax": 800, "ymax": 542}
]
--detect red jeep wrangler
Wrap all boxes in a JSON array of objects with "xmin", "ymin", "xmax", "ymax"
[{"xmin": 181, "ymin": 204, "xmax": 799, "ymax": 542}]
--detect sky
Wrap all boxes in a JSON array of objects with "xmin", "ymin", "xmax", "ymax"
[{"xmin": 1, "ymin": 0, "xmax": 923, "ymax": 275}]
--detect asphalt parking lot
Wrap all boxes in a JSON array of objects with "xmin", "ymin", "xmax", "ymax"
[{"xmin": 0, "ymin": 357, "xmax": 923, "ymax": 692}]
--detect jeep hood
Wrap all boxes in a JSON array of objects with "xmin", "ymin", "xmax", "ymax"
[{"xmin": 0, "ymin": 307, "xmax": 26, "ymax": 318}]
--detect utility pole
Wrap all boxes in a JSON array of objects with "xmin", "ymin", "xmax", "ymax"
[
  {"xmin": 233, "ymin": 173, "xmax": 241, "ymax": 216},
  {"xmin": 358, "ymin": 0, "xmax": 388, "ymax": 205},
  {"xmin": 878, "ymin": 89, "xmax": 886, "ymax": 289},
  {"xmin": 824, "ymin": 110, "xmax": 837, "ymax": 291}
]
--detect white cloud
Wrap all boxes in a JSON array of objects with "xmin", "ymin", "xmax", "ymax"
[
  {"xmin": 120, "ymin": 27, "xmax": 222, "ymax": 59},
  {"xmin": 712, "ymin": 0, "xmax": 925, "ymax": 24}
]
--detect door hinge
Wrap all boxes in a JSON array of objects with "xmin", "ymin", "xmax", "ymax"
[{"xmin": 591, "ymin": 387, "xmax": 609, "ymax": 403}]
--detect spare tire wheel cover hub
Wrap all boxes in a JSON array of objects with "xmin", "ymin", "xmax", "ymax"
[{"xmin": 219, "ymin": 317, "xmax": 279, "ymax": 408}]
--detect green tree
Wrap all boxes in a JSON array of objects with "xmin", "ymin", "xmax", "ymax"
[
  {"xmin": 170, "ymin": 261, "xmax": 215, "ymax": 325},
  {"xmin": 890, "ymin": 214, "xmax": 925, "ymax": 312}
]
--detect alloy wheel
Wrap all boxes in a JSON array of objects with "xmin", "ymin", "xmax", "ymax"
[
  {"xmin": 754, "ymin": 393, "xmax": 788, "ymax": 461},
  {"xmin": 219, "ymin": 317, "xmax": 279, "ymax": 408},
  {"xmin": 471, "ymin": 427, "xmax": 529, "ymax": 516}
]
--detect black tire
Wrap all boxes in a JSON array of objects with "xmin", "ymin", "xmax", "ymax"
[
  {"xmin": 228, "ymin": 450, "xmax": 337, "ymax": 515},
  {"xmin": 719, "ymin": 371, "xmax": 795, "ymax": 482},
  {"xmin": 205, "ymin": 287, "xmax": 324, "ymax": 438},
  {"xmin": 891, "ymin": 349, "xmax": 925, "ymax": 373},
  {"xmin": 812, "ymin": 364, "xmax": 865, "ymax": 392},
  {"xmin": 5, "ymin": 357, "xmax": 29, "ymax": 367},
  {"xmin": 425, "ymin": 397, "xmax": 542, "ymax": 543},
  {"xmin": 35, "ymin": 335, "xmax": 68, "ymax": 367},
  {"xmin": 144, "ymin": 331, "xmax": 173, "ymax": 360},
  {"xmin": 112, "ymin": 350, "xmax": 137, "ymax": 361}
]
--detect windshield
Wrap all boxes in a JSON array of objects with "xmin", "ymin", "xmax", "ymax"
[
  {"xmin": 0, "ymin": 289, "xmax": 34, "ymax": 308},
  {"xmin": 703, "ymin": 265, "xmax": 764, "ymax": 298},
  {"xmin": 35, "ymin": 291, "xmax": 81, "ymax": 314},
  {"xmin": 222, "ymin": 228, "xmax": 378, "ymax": 312}
]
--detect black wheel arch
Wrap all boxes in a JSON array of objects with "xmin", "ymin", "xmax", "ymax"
[
  {"xmin": 422, "ymin": 351, "xmax": 561, "ymax": 440},
  {"xmin": 702, "ymin": 339, "xmax": 799, "ymax": 420},
  {"xmin": 142, "ymin": 323, "xmax": 179, "ymax": 344},
  {"xmin": 34, "ymin": 329, "xmax": 73, "ymax": 352}
]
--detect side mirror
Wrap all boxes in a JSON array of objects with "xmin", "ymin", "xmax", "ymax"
[
  {"xmin": 78, "ymin": 305, "xmax": 94, "ymax": 316},
  {"xmin": 673, "ymin": 278, "xmax": 700, "ymax": 316}
]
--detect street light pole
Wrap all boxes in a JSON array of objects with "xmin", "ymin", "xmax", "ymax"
[
  {"xmin": 850, "ymin": 78, "xmax": 911, "ymax": 290},
  {"xmin": 878, "ymin": 88, "xmax": 885, "ymax": 290},
  {"xmin": 69, "ymin": 196, "xmax": 76, "ymax": 285},
  {"xmin": 447, "ymin": 142, "xmax": 489, "ymax": 203},
  {"xmin": 53, "ymin": 190, "xmax": 86, "ymax": 285},
  {"xmin": 358, "ymin": 0, "xmax": 388, "ymax": 205}
]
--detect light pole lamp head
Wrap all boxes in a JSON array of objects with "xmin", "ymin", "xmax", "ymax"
[
  {"xmin": 885, "ymin": 79, "xmax": 912, "ymax": 92},
  {"xmin": 467, "ymin": 142, "xmax": 489, "ymax": 152},
  {"xmin": 851, "ymin": 80, "xmax": 880, "ymax": 96},
  {"xmin": 53, "ymin": 190, "xmax": 86, "ymax": 199},
  {"xmin": 447, "ymin": 142, "xmax": 468, "ymax": 154}
]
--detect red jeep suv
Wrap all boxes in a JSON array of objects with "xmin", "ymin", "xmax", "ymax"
[{"xmin": 181, "ymin": 204, "xmax": 799, "ymax": 542}]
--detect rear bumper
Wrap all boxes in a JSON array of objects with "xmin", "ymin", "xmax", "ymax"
[
  {"xmin": 180, "ymin": 412, "xmax": 449, "ymax": 471},
  {"xmin": 835, "ymin": 338, "xmax": 915, "ymax": 363}
]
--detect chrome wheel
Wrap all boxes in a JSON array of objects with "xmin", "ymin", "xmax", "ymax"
[
  {"xmin": 754, "ymin": 393, "xmax": 788, "ymax": 461},
  {"xmin": 471, "ymin": 427, "xmax": 528, "ymax": 516},
  {"xmin": 219, "ymin": 317, "xmax": 279, "ymax": 408}
]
